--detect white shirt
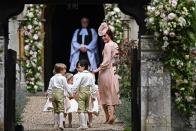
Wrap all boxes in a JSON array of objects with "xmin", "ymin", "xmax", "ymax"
[
  {"xmin": 73, "ymin": 70, "xmax": 95, "ymax": 89},
  {"xmin": 47, "ymin": 74, "xmax": 72, "ymax": 95},
  {"xmin": 73, "ymin": 72, "xmax": 80, "ymax": 83}
]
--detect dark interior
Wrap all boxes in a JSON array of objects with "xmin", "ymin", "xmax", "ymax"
[
  {"xmin": 44, "ymin": 4, "xmax": 105, "ymax": 90},
  {"xmin": 51, "ymin": 4, "xmax": 105, "ymax": 71}
]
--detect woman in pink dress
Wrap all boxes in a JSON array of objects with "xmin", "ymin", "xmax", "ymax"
[{"xmin": 94, "ymin": 22, "xmax": 120, "ymax": 124}]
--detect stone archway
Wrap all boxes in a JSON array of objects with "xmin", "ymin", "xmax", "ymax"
[{"xmin": 0, "ymin": 1, "xmax": 148, "ymax": 131}]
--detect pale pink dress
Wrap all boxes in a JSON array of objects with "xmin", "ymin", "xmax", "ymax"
[{"xmin": 98, "ymin": 41, "xmax": 120, "ymax": 106}]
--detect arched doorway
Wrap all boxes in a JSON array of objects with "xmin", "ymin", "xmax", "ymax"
[{"xmin": 44, "ymin": 4, "xmax": 105, "ymax": 91}]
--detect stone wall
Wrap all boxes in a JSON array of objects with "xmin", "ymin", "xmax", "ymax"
[
  {"xmin": 0, "ymin": 36, "xmax": 4, "ymax": 130},
  {"xmin": 140, "ymin": 35, "xmax": 171, "ymax": 131}
]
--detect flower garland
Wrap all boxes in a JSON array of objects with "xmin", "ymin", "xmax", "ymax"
[
  {"xmin": 22, "ymin": 4, "xmax": 45, "ymax": 93},
  {"xmin": 104, "ymin": 4, "xmax": 124, "ymax": 44},
  {"xmin": 146, "ymin": 0, "xmax": 196, "ymax": 116}
]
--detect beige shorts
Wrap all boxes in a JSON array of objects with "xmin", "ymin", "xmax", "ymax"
[
  {"xmin": 51, "ymin": 89, "xmax": 64, "ymax": 113},
  {"xmin": 77, "ymin": 87, "xmax": 91, "ymax": 113}
]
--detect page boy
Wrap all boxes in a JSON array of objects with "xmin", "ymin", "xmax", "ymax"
[
  {"xmin": 47, "ymin": 63, "xmax": 72, "ymax": 130},
  {"xmin": 73, "ymin": 59, "xmax": 95, "ymax": 129}
]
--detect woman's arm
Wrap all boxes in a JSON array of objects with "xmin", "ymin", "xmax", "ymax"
[{"xmin": 99, "ymin": 44, "xmax": 112, "ymax": 70}]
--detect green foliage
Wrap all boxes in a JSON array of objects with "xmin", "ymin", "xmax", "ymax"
[
  {"xmin": 104, "ymin": 4, "xmax": 124, "ymax": 44},
  {"xmin": 115, "ymin": 41, "xmax": 134, "ymax": 127},
  {"xmin": 21, "ymin": 4, "xmax": 45, "ymax": 93},
  {"xmin": 124, "ymin": 127, "xmax": 132, "ymax": 131},
  {"xmin": 115, "ymin": 98, "xmax": 131, "ymax": 126},
  {"xmin": 146, "ymin": 0, "xmax": 196, "ymax": 116}
]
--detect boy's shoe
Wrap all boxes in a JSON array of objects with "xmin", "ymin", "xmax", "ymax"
[{"xmin": 78, "ymin": 113, "xmax": 88, "ymax": 130}]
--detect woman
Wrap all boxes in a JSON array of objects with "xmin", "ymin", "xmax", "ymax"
[{"xmin": 94, "ymin": 22, "xmax": 120, "ymax": 124}]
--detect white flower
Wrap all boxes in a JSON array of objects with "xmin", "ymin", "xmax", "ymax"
[
  {"xmin": 29, "ymin": 4, "xmax": 33, "ymax": 7},
  {"xmin": 24, "ymin": 45, "xmax": 29, "ymax": 51},
  {"xmin": 169, "ymin": 0, "xmax": 178, "ymax": 7},
  {"xmin": 25, "ymin": 39, "xmax": 29, "ymax": 43},
  {"xmin": 163, "ymin": 36, "xmax": 168, "ymax": 41},
  {"xmin": 168, "ymin": 13, "xmax": 176, "ymax": 20},
  {"xmin": 148, "ymin": 17, "xmax": 154, "ymax": 24},
  {"xmin": 169, "ymin": 32, "xmax": 176, "ymax": 37},
  {"xmin": 109, "ymin": 11, "xmax": 115, "ymax": 15},
  {"xmin": 147, "ymin": 6, "xmax": 151, "ymax": 11},
  {"xmin": 33, "ymin": 20, "xmax": 39, "ymax": 25},
  {"xmin": 163, "ymin": 30, "xmax": 169, "ymax": 35},
  {"xmin": 158, "ymin": 5, "xmax": 164, "ymax": 9},
  {"xmin": 160, "ymin": 13, "xmax": 166, "ymax": 18},
  {"xmin": 178, "ymin": 17, "xmax": 186, "ymax": 27},
  {"xmin": 155, "ymin": 11, "xmax": 160, "ymax": 16},
  {"xmin": 33, "ymin": 34, "xmax": 39, "ymax": 40},
  {"xmin": 185, "ymin": 96, "xmax": 194, "ymax": 102},
  {"xmin": 37, "ymin": 42, "xmax": 43, "ymax": 49},
  {"xmin": 147, "ymin": 6, "xmax": 155, "ymax": 12},
  {"xmin": 183, "ymin": 79, "xmax": 188, "ymax": 84},
  {"xmin": 163, "ymin": 41, "xmax": 169, "ymax": 47},
  {"xmin": 30, "ymin": 51, "xmax": 34, "ymax": 55},
  {"xmin": 34, "ymin": 85, "xmax": 38, "ymax": 90},
  {"xmin": 185, "ymin": 55, "xmax": 189, "ymax": 59},
  {"xmin": 109, "ymin": 25, "xmax": 115, "ymax": 32},
  {"xmin": 114, "ymin": 7, "xmax": 120, "ymax": 12},
  {"xmin": 38, "ymin": 66, "xmax": 42, "ymax": 71},
  {"xmin": 27, "ymin": 12, "xmax": 34, "ymax": 18},
  {"xmin": 27, "ymin": 25, "xmax": 33, "ymax": 30}
]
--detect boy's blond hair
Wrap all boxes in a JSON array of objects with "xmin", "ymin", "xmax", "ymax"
[{"xmin": 53, "ymin": 63, "xmax": 67, "ymax": 74}]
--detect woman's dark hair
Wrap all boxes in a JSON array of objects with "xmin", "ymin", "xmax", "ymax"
[
  {"xmin": 106, "ymin": 29, "xmax": 114, "ymax": 40},
  {"xmin": 78, "ymin": 59, "xmax": 89, "ymax": 70}
]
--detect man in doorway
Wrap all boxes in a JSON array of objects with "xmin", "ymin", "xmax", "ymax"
[{"xmin": 69, "ymin": 17, "xmax": 99, "ymax": 72}]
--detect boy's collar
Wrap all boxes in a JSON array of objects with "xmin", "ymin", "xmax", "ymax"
[
  {"xmin": 55, "ymin": 73, "xmax": 63, "ymax": 76},
  {"xmin": 82, "ymin": 70, "xmax": 89, "ymax": 73}
]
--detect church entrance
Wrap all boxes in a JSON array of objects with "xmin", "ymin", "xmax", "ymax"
[{"xmin": 44, "ymin": 4, "xmax": 105, "ymax": 90}]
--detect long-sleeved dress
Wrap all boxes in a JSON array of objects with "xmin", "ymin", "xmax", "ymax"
[{"xmin": 98, "ymin": 41, "xmax": 120, "ymax": 106}]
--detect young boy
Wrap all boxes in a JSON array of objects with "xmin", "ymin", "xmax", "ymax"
[
  {"xmin": 73, "ymin": 59, "xmax": 95, "ymax": 129},
  {"xmin": 47, "ymin": 63, "xmax": 72, "ymax": 130}
]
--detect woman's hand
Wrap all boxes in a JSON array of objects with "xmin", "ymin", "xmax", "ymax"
[{"xmin": 93, "ymin": 68, "xmax": 100, "ymax": 74}]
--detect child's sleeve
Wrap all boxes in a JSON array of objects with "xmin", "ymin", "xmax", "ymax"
[{"xmin": 47, "ymin": 78, "xmax": 53, "ymax": 95}]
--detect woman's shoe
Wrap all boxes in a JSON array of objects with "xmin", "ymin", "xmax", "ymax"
[
  {"xmin": 107, "ymin": 106, "xmax": 116, "ymax": 124},
  {"xmin": 108, "ymin": 115, "xmax": 116, "ymax": 124}
]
